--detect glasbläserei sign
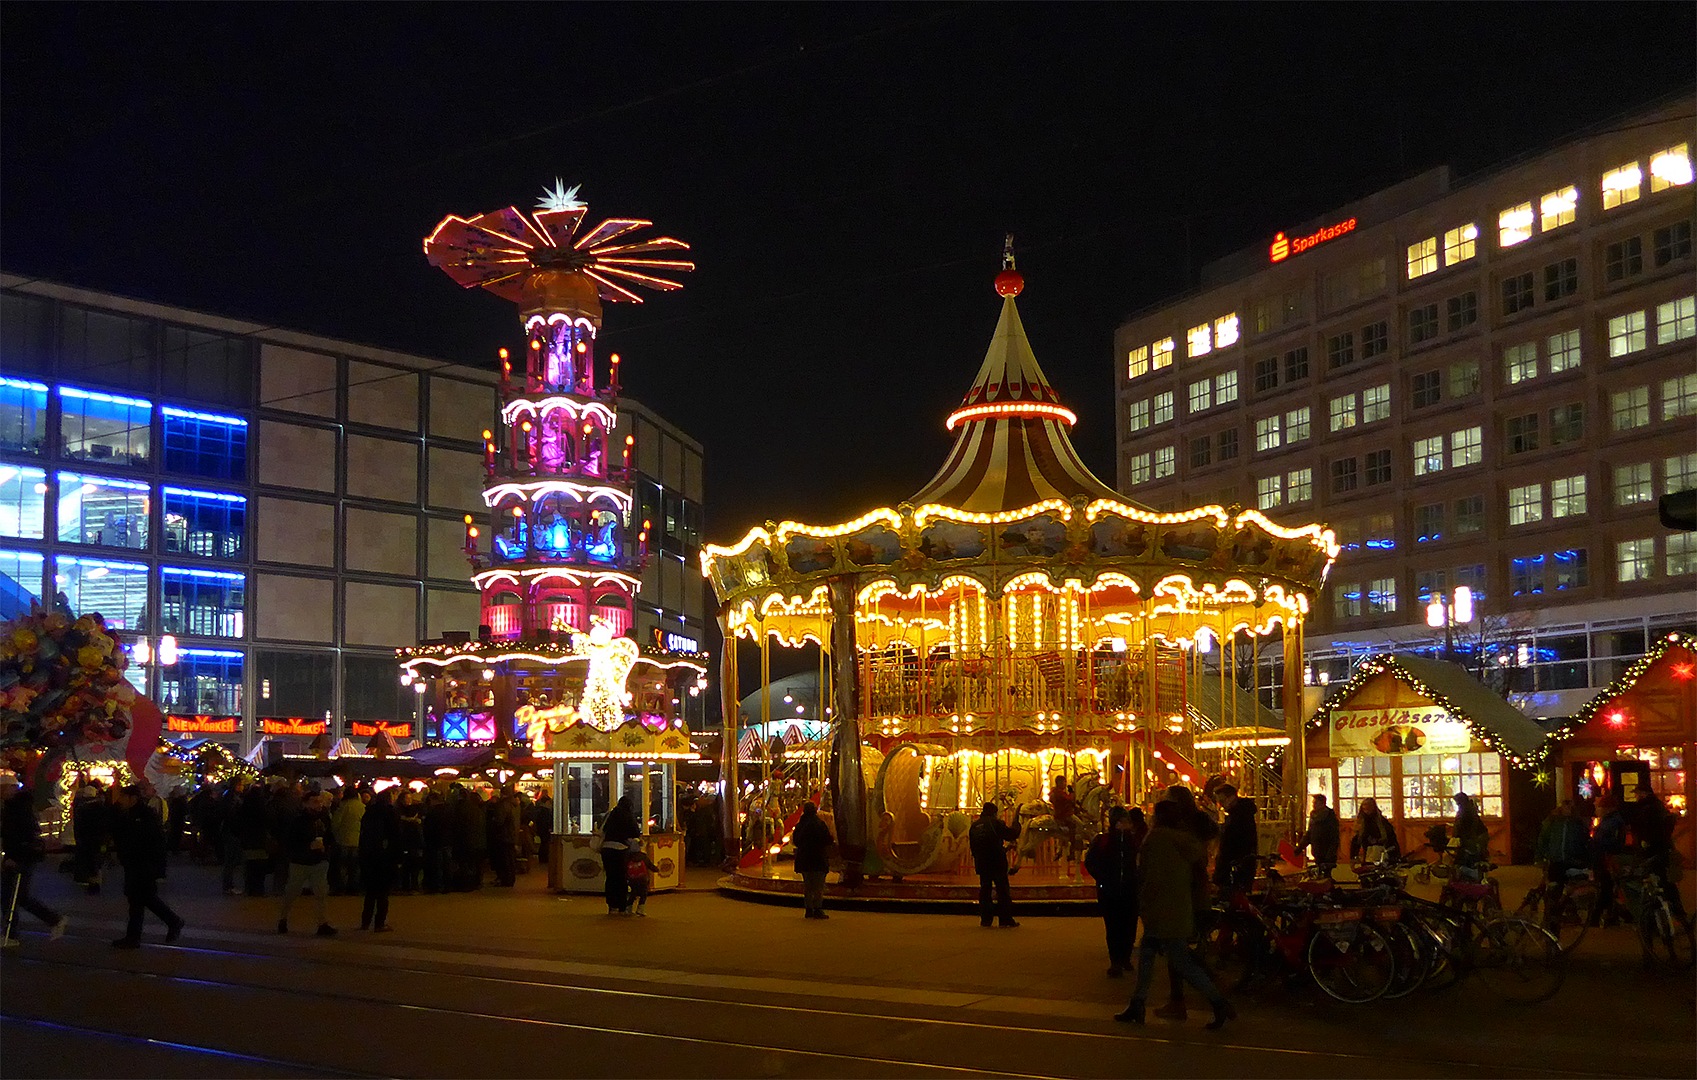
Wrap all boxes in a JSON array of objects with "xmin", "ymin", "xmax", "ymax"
[{"xmin": 1329, "ymin": 704, "xmax": 1471, "ymax": 757}]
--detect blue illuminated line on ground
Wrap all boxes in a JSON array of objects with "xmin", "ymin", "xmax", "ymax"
[{"xmin": 0, "ymin": 1014, "xmax": 375, "ymax": 1078}]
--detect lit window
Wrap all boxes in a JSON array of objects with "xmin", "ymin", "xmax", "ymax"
[
  {"xmin": 1151, "ymin": 337, "xmax": 1175, "ymax": 371},
  {"xmin": 1366, "ymin": 576, "xmax": 1397, "ymax": 615},
  {"xmin": 1669, "ymin": 534, "xmax": 1697, "ymax": 577},
  {"xmin": 59, "ymin": 386, "xmax": 151, "ymax": 468},
  {"xmin": 162, "ymin": 487, "xmax": 246, "ymax": 560},
  {"xmin": 1608, "ymin": 311, "xmax": 1647, "ymax": 357},
  {"xmin": 1649, "ymin": 143, "xmax": 1692, "ymax": 192},
  {"xmin": 1152, "ymin": 391, "xmax": 1175, "ymax": 425},
  {"xmin": 1214, "ymin": 314, "xmax": 1240, "ymax": 349},
  {"xmin": 1154, "ymin": 446, "xmax": 1176, "ymax": 479},
  {"xmin": 0, "ymin": 550, "xmax": 44, "ymax": 611},
  {"xmin": 1667, "ymin": 452, "xmax": 1697, "ymax": 495},
  {"xmin": 1617, "ymin": 538, "xmax": 1654, "ymax": 583},
  {"xmin": 161, "ymin": 407, "xmax": 247, "ymax": 481},
  {"xmin": 1655, "ymin": 296, "xmax": 1696, "ymax": 344},
  {"xmin": 1334, "ymin": 583, "xmax": 1362, "ymax": 620},
  {"xmin": 1602, "ymin": 161, "xmax": 1643, "ymax": 209},
  {"xmin": 1413, "ymin": 436, "xmax": 1445, "ymax": 476},
  {"xmin": 1256, "ymin": 475, "xmax": 1282, "ymax": 509},
  {"xmin": 1662, "ymin": 373, "xmax": 1697, "ymax": 420},
  {"xmin": 1513, "ymin": 552, "xmax": 1544, "ymax": 596},
  {"xmin": 1328, "ymin": 393, "xmax": 1357, "ymax": 433},
  {"xmin": 1551, "ymin": 475, "xmax": 1587, "ymax": 518},
  {"xmin": 1611, "ymin": 386, "xmax": 1650, "ymax": 431},
  {"xmin": 1407, "ymin": 236, "xmax": 1438, "ymax": 279},
  {"xmin": 159, "ymin": 648, "xmax": 244, "ymax": 715},
  {"xmin": 1255, "ymin": 415, "xmax": 1281, "ymax": 452},
  {"xmin": 159, "ymin": 566, "xmax": 246, "ymax": 638},
  {"xmin": 1553, "ymin": 548, "xmax": 1588, "ymax": 591},
  {"xmin": 1188, "ymin": 378, "xmax": 1213, "ymax": 414},
  {"xmin": 1362, "ymin": 384, "xmax": 1391, "ymax": 424},
  {"xmin": 1498, "ymin": 202, "xmax": 1534, "ymax": 246},
  {"xmin": 1539, "ymin": 186, "xmax": 1577, "ymax": 231},
  {"xmin": 1287, "ymin": 468, "xmax": 1313, "ymax": 503},
  {"xmin": 1129, "ymin": 453, "xmax": 1152, "ymax": 485},
  {"xmin": 56, "ymin": 472, "xmax": 150, "ymax": 550},
  {"xmin": 1128, "ymin": 399, "xmax": 1151, "ymax": 432},
  {"xmin": 1614, "ymin": 462, "xmax": 1653, "ymax": 507},
  {"xmin": 1503, "ymin": 341, "xmax": 1539, "ymax": 385},
  {"xmin": 54, "ymin": 554, "xmax": 150, "ymax": 631},
  {"xmin": 1286, "ymin": 406, "xmax": 1311, "ymax": 443},
  {"xmin": 1214, "ymin": 370, "xmax": 1238, "ymax": 405},
  {"xmin": 1450, "ymin": 426, "xmax": 1482, "ymax": 468},
  {"xmin": 1126, "ymin": 345, "xmax": 1150, "ymax": 380},
  {"xmin": 1546, "ymin": 329, "xmax": 1582, "ymax": 374},
  {"xmin": 0, "ymin": 377, "xmax": 49, "ymax": 456},
  {"xmin": 1443, "ymin": 223, "xmax": 1478, "ymax": 265},
  {"xmin": 0, "ymin": 464, "xmax": 48, "ymax": 539},
  {"xmin": 1402, "ymin": 753, "xmax": 1503, "ymax": 819},
  {"xmin": 1187, "ymin": 323, "xmax": 1212, "ymax": 358},
  {"xmin": 1508, "ymin": 484, "xmax": 1543, "ymax": 526}
]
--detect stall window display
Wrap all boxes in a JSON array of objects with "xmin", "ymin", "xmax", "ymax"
[
  {"xmin": 1336, "ymin": 755, "xmax": 1394, "ymax": 818},
  {"xmin": 1401, "ymin": 752, "xmax": 1503, "ymax": 818}
]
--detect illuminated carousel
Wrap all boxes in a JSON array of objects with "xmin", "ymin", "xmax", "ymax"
[
  {"xmin": 399, "ymin": 182, "xmax": 706, "ymax": 894},
  {"xmin": 703, "ymin": 254, "xmax": 1337, "ymax": 905}
]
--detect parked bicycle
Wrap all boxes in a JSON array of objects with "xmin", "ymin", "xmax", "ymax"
[
  {"xmin": 1513, "ymin": 867, "xmax": 1597, "ymax": 954},
  {"xmin": 1620, "ymin": 864, "xmax": 1695, "ymax": 970}
]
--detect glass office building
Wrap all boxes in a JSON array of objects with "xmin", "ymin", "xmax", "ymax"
[{"xmin": 0, "ymin": 277, "xmax": 707, "ymax": 752}]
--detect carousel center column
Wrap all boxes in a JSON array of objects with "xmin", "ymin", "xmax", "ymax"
[{"xmin": 827, "ymin": 576, "xmax": 867, "ymax": 887}]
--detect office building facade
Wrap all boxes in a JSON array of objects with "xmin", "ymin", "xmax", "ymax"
[
  {"xmin": 0, "ymin": 275, "xmax": 706, "ymax": 751},
  {"xmin": 1113, "ymin": 101, "xmax": 1695, "ymax": 717}
]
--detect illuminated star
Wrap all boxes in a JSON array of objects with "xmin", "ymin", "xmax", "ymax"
[{"xmin": 537, "ymin": 179, "xmax": 585, "ymax": 212}]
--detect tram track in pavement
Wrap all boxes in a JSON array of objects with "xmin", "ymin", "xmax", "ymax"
[{"xmin": 4, "ymin": 935, "xmax": 1661, "ymax": 1080}]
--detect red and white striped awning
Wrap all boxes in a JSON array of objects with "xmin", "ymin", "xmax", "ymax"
[{"xmin": 909, "ymin": 293, "xmax": 1133, "ymax": 514}]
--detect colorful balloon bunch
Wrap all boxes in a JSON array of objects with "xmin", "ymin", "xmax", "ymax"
[{"xmin": 0, "ymin": 605, "xmax": 137, "ymax": 749}]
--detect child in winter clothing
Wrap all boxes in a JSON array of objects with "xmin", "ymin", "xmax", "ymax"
[{"xmin": 625, "ymin": 837, "xmax": 660, "ymax": 916}]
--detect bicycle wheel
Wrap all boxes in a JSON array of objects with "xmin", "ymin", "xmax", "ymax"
[
  {"xmin": 1378, "ymin": 920, "xmax": 1430, "ymax": 999},
  {"xmin": 1546, "ymin": 894, "xmax": 1589, "ymax": 955},
  {"xmin": 1639, "ymin": 905, "xmax": 1696, "ymax": 970},
  {"xmin": 1407, "ymin": 908, "xmax": 1463, "ymax": 991},
  {"xmin": 1473, "ymin": 916, "xmax": 1565, "ymax": 1005},
  {"xmin": 1306, "ymin": 920, "xmax": 1396, "ymax": 1004}
]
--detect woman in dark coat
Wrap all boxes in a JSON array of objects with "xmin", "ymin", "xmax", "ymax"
[
  {"xmin": 599, "ymin": 792, "xmax": 642, "ymax": 914},
  {"xmin": 1084, "ymin": 806, "xmax": 1145, "ymax": 976},
  {"xmin": 1211, "ymin": 787, "xmax": 1259, "ymax": 893},
  {"xmin": 790, "ymin": 802, "xmax": 834, "ymax": 920},
  {"xmin": 358, "ymin": 790, "xmax": 401, "ymax": 932}
]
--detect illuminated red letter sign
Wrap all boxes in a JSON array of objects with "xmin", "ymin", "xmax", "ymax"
[{"xmin": 1268, "ymin": 217, "xmax": 1358, "ymax": 264}]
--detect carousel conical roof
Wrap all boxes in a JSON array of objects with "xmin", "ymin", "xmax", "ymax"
[{"xmin": 908, "ymin": 287, "xmax": 1136, "ymax": 514}]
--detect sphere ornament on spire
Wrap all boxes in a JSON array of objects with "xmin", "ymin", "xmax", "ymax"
[{"xmin": 994, "ymin": 233, "xmax": 1024, "ymax": 297}]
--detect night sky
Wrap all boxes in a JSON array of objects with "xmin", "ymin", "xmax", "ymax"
[{"xmin": 4, "ymin": 4, "xmax": 1694, "ymax": 545}]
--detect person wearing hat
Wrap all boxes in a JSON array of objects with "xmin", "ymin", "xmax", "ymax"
[
  {"xmin": 968, "ymin": 802, "xmax": 1020, "ymax": 928},
  {"xmin": 2, "ymin": 772, "xmax": 69, "ymax": 946},
  {"xmin": 110, "ymin": 784, "xmax": 184, "ymax": 949}
]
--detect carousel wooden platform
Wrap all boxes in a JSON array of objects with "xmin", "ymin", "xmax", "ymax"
[{"xmin": 718, "ymin": 864, "xmax": 1099, "ymax": 913}]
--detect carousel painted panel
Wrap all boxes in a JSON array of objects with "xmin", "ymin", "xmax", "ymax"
[{"xmin": 550, "ymin": 832, "xmax": 686, "ymax": 893}]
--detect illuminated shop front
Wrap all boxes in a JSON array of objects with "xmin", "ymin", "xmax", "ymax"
[
  {"xmin": 399, "ymin": 184, "xmax": 705, "ymax": 892},
  {"xmin": 702, "ymin": 256, "xmax": 1336, "ymax": 901}
]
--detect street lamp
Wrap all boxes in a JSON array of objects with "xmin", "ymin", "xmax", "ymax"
[{"xmin": 1425, "ymin": 585, "xmax": 1474, "ymax": 663}]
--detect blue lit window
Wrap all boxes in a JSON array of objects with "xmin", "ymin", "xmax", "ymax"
[
  {"xmin": 162, "ymin": 406, "xmax": 247, "ymax": 480},
  {"xmin": 0, "ymin": 549, "xmax": 45, "ymax": 620},
  {"xmin": 160, "ymin": 566, "xmax": 245, "ymax": 638},
  {"xmin": 1511, "ymin": 555, "xmax": 1547, "ymax": 597},
  {"xmin": 0, "ymin": 465, "xmax": 47, "ymax": 539},
  {"xmin": 163, "ymin": 487, "xmax": 245, "ymax": 560},
  {"xmin": 159, "ymin": 648, "xmax": 243, "ymax": 715},
  {"xmin": 1553, "ymin": 549, "xmax": 1589, "ymax": 590},
  {"xmin": 0, "ymin": 377, "xmax": 49, "ymax": 456},
  {"xmin": 56, "ymin": 472, "xmax": 150, "ymax": 550},
  {"xmin": 59, "ymin": 386, "xmax": 151, "ymax": 467},
  {"xmin": 53, "ymin": 555, "xmax": 150, "ymax": 631}
]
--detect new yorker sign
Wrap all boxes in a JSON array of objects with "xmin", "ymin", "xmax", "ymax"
[{"xmin": 1269, "ymin": 217, "xmax": 1358, "ymax": 263}]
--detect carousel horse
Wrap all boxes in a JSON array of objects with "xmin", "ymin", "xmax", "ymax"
[{"xmin": 1012, "ymin": 773, "xmax": 1118, "ymax": 869}]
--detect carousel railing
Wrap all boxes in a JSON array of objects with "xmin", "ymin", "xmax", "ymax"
[{"xmin": 861, "ymin": 645, "xmax": 1189, "ymax": 725}]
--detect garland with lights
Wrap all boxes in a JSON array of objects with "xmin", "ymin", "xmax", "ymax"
[
  {"xmin": 1307, "ymin": 653, "xmax": 1545, "ymax": 770},
  {"xmin": 1541, "ymin": 631, "xmax": 1696, "ymax": 752}
]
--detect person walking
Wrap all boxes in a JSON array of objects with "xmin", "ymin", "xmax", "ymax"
[
  {"xmin": 358, "ymin": 790, "xmax": 400, "ymax": 932},
  {"xmin": 625, "ymin": 836, "xmax": 659, "ymax": 916},
  {"xmin": 968, "ymin": 802, "xmax": 1020, "ymax": 928},
  {"xmin": 1084, "ymin": 806, "xmax": 1144, "ymax": 976},
  {"xmin": 791, "ymin": 801, "xmax": 834, "ymax": 919},
  {"xmin": 489, "ymin": 792, "xmax": 520, "ymax": 887},
  {"xmin": 534, "ymin": 791, "xmax": 554, "ymax": 867},
  {"xmin": 217, "ymin": 779, "xmax": 247, "ymax": 895},
  {"xmin": 236, "ymin": 781, "xmax": 272, "ymax": 897},
  {"xmin": 1115, "ymin": 800, "xmax": 1235, "ymax": 1030},
  {"xmin": 1212, "ymin": 785, "xmax": 1259, "ymax": 894},
  {"xmin": 278, "ymin": 789, "xmax": 337, "ymax": 937},
  {"xmin": 1301, "ymin": 793, "xmax": 1341, "ymax": 876},
  {"xmin": 1349, "ymin": 797, "xmax": 1400, "ymax": 866},
  {"xmin": 1588, "ymin": 793, "xmax": 1629, "ymax": 927},
  {"xmin": 1156, "ymin": 784, "xmax": 1224, "ymax": 1020},
  {"xmin": 1, "ymin": 772, "xmax": 68, "ymax": 946},
  {"xmin": 599, "ymin": 791, "xmax": 642, "ymax": 914},
  {"xmin": 109, "ymin": 785, "xmax": 184, "ymax": 949},
  {"xmin": 1451, "ymin": 792, "xmax": 1490, "ymax": 870},
  {"xmin": 397, "ymin": 791, "xmax": 424, "ymax": 894},
  {"xmin": 331, "ymin": 786, "xmax": 368, "ymax": 895},
  {"xmin": 70, "ymin": 783, "xmax": 111, "ymax": 894}
]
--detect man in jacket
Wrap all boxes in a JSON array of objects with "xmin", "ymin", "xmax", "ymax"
[
  {"xmin": 278, "ymin": 789, "xmax": 337, "ymax": 937},
  {"xmin": 2, "ymin": 773, "xmax": 68, "ymax": 946},
  {"xmin": 1115, "ymin": 800, "xmax": 1235, "ymax": 1030},
  {"xmin": 358, "ymin": 790, "xmax": 401, "ymax": 932},
  {"xmin": 1212, "ymin": 785, "xmax": 1258, "ymax": 893},
  {"xmin": 1302, "ymin": 793, "xmax": 1341, "ymax": 876},
  {"xmin": 791, "ymin": 801, "xmax": 834, "ymax": 920},
  {"xmin": 110, "ymin": 785, "xmax": 184, "ymax": 949},
  {"xmin": 968, "ymin": 802, "xmax": 1020, "ymax": 928},
  {"xmin": 1084, "ymin": 806, "xmax": 1143, "ymax": 975},
  {"xmin": 330, "ymin": 787, "xmax": 368, "ymax": 894}
]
